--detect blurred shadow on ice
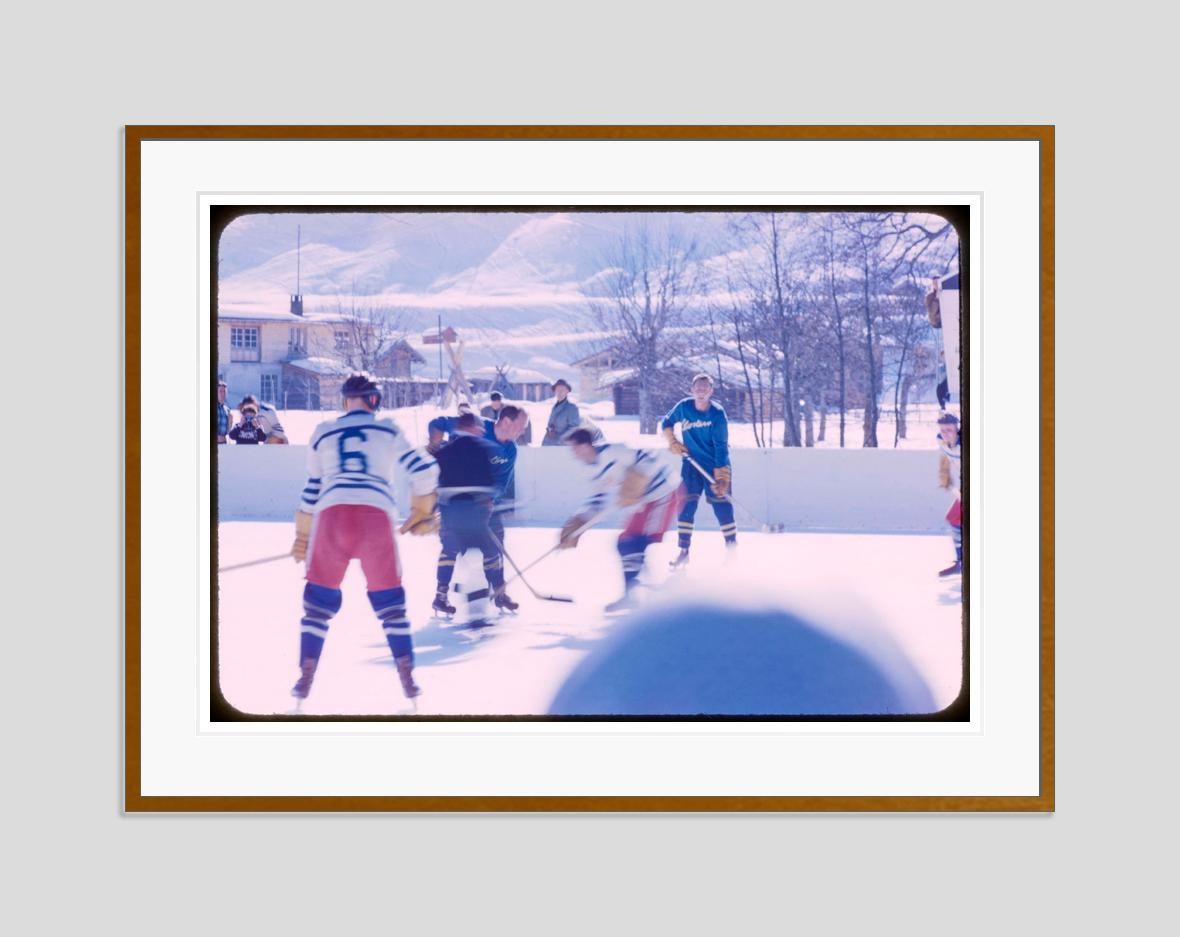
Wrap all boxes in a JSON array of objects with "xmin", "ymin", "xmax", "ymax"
[{"xmin": 549, "ymin": 564, "xmax": 936, "ymax": 715}]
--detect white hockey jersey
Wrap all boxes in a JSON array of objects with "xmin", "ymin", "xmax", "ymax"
[
  {"xmin": 938, "ymin": 438, "xmax": 961, "ymax": 505},
  {"xmin": 301, "ymin": 410, "xmax": 438, "ymax": 517},
  {"xmin": 578, "ymin": 443, "xmax": 681, "ymax": 516}
]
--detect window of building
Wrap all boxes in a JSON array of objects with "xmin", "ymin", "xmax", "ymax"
[
  {"xmin": 334, "ymin": 330, "xmax": 350, "ymax": 352},
  {"xmin": 260, "ymin": 374, "xmax": 279, "ymax": 404},
  {"xmin": 288, "ymin": 327, "xmax": 307, "ymax": 355},
  {"xmin": 230, "ymin": 326, "xmax": 260, "ymax": 362}
]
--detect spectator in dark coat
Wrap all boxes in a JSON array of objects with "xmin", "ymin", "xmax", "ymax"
[{"xmin": 228, "ymin": 401, "xmax": 267, "ymax": 444}]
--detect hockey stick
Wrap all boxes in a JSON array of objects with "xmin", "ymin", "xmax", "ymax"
[
  {"xmin": 681, "ymin": 453, "xmax": 785, "ymax": 533},
  {"xmin": 218, "ymin": 552, "xmax": 293, "ymax": 573},
  {"xmin": 487, "ymin": 529, "xmax": 573, "ymax": 603},
  {"xmin": 489, "ymin": 509, "xmax": 611, "ymax": 601}
]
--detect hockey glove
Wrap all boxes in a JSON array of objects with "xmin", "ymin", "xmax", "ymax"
[
  {"xmin": 938, "ymin": 455, "xmax": 952, "ymax": 489},
  {"xmin": 399, "ymin": 493, "xmax": 440, "ymax": 536},
  {"xmin": 291, "ymin": 511, "xmax": 313, "ymax": 562},
  {"xmin": 425, "ymin": 429, "xmax": 445, "ymax": 456},
  {"xmin": 559, "ymin": 514, "xmax": 591, "ymax": 549},
  {"xmin": 663, "ymin": 426, "xmax": 688, "ymax": 456},
  {"xmin": 711, "ymin": 465, "xmax": 731, "ymax": 498}
]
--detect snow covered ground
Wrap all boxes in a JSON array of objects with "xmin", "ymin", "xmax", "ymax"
[{"xmin": 216, "ymin": 522, "xmax": 964, "ymax": 718}]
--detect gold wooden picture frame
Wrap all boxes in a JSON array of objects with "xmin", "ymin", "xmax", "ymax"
[{"xmin": 125, "ymin": 125, "xmax": 1053, "ymax": 812}]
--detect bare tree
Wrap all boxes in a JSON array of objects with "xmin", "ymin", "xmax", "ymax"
[
  {"xmin": 814, "ymin": 214, "xmax": 854, "ymax": 447},
  {"xmin": 879, "ymin": 212, "xmax": 958, "ymax": 278},
  {"xmin": 879, "ymin": 281, "xmax": 932, "ymax": 447},
  {"xmin": 585, "ymin": 220, "xmax": 700, "ymax": 434},
  {"xmin": 332, "ymin": 285, "xmax": 407, "ymax": 375},
  {"xmin": 728, "ymin": 213, "xmax": 806, "ymax": 447},
  {"xmin": 836, "ymin": 213, "xmax": 895, "ymax": 447}
]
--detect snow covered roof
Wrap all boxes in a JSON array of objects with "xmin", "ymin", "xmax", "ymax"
[
  {"xmin": 283, "ymin": 357, "xmax": 353, "ymax": 376},
  {"xmin": 375, "ymin": 337, "xmax": 425, "ymax": 363},
  {"xmin": 469, "ymin": 365, "xmax": 555, "ymax": 384},
  {"xmin": 596, "ymin": 358, "xmax": 767, "ymax": 388},
  {"xmin": 598, "ymin": 367, "xmax": 638, "ymax": 386},
  {"xmin": 217, "ymin": 307, "xmax": 351, "ymax": 323}
]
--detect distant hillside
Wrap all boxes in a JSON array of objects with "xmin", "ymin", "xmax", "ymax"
[{"xmin": 217, "ymin": 210, "xmax": 735, "ymax": 328}]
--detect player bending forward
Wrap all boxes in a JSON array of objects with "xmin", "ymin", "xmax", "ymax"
[
  {"xmin": 427, "ymin": 404, "xmax": 530, "ymax": 614},
  {"xmin": 290, "ymin": 374, "xmax": 440, "ymax": 705},
  {"xmin": 559, "ymin": 428, "xmax": 686, "ymax": 612},
  {"xmin": 430, "ymin": 411, "xmax": 512, "ymax": 628}
]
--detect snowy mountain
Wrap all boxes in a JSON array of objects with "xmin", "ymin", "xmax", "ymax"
[
  {"xmin": 217, "ymin": 210, "xmax": 741, "ymax": 376},
  {"xmin": 218, "ymin": 210, "xmax": 734, "ymax": 328}
]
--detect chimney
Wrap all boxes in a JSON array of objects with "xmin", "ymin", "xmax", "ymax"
[{"xmin": 290, "ymin": 224, "xmax": 303, "ymax": 315}]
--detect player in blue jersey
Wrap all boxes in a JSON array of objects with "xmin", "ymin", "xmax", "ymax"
[
  {"xmin": 429, "ymin": 411, "xmax": 513, "ymax": 627},
  {"xmin": 289, "ymin": 374, "xmax": 440, "ymax": 705},
  {"xmin": 559, "ymin": 429, "xmax": 685, "ymax": 611},
  {"xmin": 660, "ymin": 374, "xmax": 737, "ymax": 568},
  {"xmin": 427, "ymin": 405, "xmax": 531, "ymax": 611}
]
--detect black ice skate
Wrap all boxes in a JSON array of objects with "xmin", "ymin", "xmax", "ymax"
[
  {"xmin": 291, "ymin": 657, "xmax": 318, "ymax": 699},
  {"xmin": 938, "ymin": 560, "xmax": 963, "ymax": 578},
  {"xmin": 668, "ymin": 548, "xmax": 690, "ymax": 570},
  {"xmin": 432, "ymin": 591, "xmax": 457, "ymax": 618},
  {"xmin": 493, "ymin": 591, "xmax": 520, "ymax": 614},
  {"xmin": 394, "ymin": 654, "xmax": 420, "ymax": 699}
]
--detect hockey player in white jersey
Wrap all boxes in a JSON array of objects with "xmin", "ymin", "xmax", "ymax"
[
  {"xmin": 289, "ymin": 374, "xmax": 440, "ymax": 704},
  {"xmin": 558, "ymin": 428, "xmax": 686, "ymax": 612},
  {"xmin": 936, "ymin": 411, "xmax": 963, "ymax": 578}
]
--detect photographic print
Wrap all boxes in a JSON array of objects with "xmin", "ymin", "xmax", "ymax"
[
  {"xmin": 128, "ymin": 126, "xmax": 1050, "ymax": 810},
  {"xmin": 213, "ymin": 206, "xmax": 967, "ymax": 721}
]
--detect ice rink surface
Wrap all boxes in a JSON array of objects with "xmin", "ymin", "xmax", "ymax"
[{"xmin": 216, "ymin": 522, "xmax": 965, "ymax": 718}]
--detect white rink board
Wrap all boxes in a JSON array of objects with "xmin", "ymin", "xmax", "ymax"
[{"xmin": 218, "ymin": 444, "xmax": 954, "ymax": 533}]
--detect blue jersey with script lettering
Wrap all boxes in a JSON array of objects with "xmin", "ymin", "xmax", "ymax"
[
  {"xmin": 302, "ymin": 410, "xmax": 438, "ymax": 518},
  {"xmin": 428, "ymin": 415, "xmax": 517, "ymax": 497},
  {"xmin": 660, "ymin": 398, "xmax": 730, "ymax": 471}
]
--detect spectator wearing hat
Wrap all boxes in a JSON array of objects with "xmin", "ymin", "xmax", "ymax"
[
  {"xmin": 543, "ymin": 379, "xmax": 579, "ymax": 446},
  {"xmin": 215, "ymin": 381, "xmax": 231, "ymax": 444},
  {"xmin": 936, "ymin": 412, "xmax": 962, "ymax": 578}
]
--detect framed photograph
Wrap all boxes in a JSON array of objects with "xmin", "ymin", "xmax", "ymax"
[{"xmin": 126, "ymin": 125, "xmax": 1053, "ymax": 811}]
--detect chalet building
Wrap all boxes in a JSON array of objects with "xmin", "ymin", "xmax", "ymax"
[
  {"xmin": 217, "ymin": 298, "xmax": 440, "ymax": 409},
  {"xmin": 593, "ymin": 360, "xmax": 788, "ymax": 424},
  {"xmin": 468, "ymin": 365, "xmax": 555, "ymax": 402},
  {"xmin": 570, "ymin": 349, "xmax": 623, "ymax": 401}
]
